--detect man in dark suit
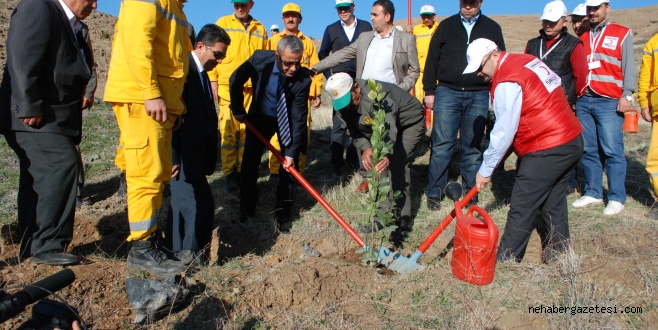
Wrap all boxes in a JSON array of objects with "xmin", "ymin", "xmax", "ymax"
[
  {"xmin": 0, "ymin": 0, "xmax": 96, "ymax": 265},
  {"xmin": 166, "ymin": 24, "xmax": 231, "ymax": 263},
  {"xmin": 318, "ymin": 0, "xmax": 373, "ymax": 180},
  {"xmin": 230, "ymin": 35, "xmax": 311, "ymax": 232}
]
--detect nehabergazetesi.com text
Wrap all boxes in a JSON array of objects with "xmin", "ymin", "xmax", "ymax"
[{"xmin": 528, "ymin": 305, "xmax": 643, "ymax": 315}]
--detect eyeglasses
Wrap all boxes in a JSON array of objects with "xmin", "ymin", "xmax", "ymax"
[
  {"xmin": 281, "ymin": 60, "xmax": 301, "ymax": 68},
  {"xmin": 476, "ymin": 52, "xmax": 493, "ymax": 73},
  {"xmin": 206, "ymin": 45, "xmax": 226, "ymax": 60}
]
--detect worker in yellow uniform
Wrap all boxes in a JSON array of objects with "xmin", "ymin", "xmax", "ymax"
[
  {"xmin": 209, "ymin": 0, "xmax": 268, "ymax": 191},
  {"xmin": 104, "ymin": 0, "xmax": 193, "ymax": 276},
  {"xmin": 407, "ymin": 5, "xmax": 438, "ymax": 131},
  {"xmin": 266, "ymin": 3, "xmax": 322, "ymax": 178},
  {"xmin": 640, "ymin": 33, "xmax": 658, "ymax": 219}
]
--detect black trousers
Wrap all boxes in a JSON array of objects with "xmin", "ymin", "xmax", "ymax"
[
  {"xmin": 166, "ymin": 162, "xmax": 214, "ymax": 257},
  {"xmin": 497, "ymin": 135, "xmax": 584, "ymax": 262},
  {"xmin": 240, "ymin": 114, "xmax": 298, "ymax": 220},
  {"xmin": 4, "ymin": 131, "xmax": 78, "ymax": 257}
]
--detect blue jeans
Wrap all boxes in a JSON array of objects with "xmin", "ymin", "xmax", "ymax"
[
  {"xmin": 576, "ymin": 95, "xmax": 626, "ymax": 204},
  {"xmin": 425, "ymin": 86, "xmax": 489, "ymax": 199}
]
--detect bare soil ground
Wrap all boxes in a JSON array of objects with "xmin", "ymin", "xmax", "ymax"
[{"xmin": 1, "ymin": 3, "xmax": 658, "ymax": 330}]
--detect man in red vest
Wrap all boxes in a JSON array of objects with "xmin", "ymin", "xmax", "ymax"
[
  {"xmin": 467, "ymin": 38, "xmax": 584, "ymax": 263},
  {"xmin": 571, "ymin": 0, "xmax": 636, "ymax": 215}
]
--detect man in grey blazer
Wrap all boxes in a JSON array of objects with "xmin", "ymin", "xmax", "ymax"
[
  {"xmin": 0, "ymin": 0, "xmax": 97, "ymax": 265},
  {"xmin": 312, "ymin": 0, "xmax": 420, "ymax": 93}
]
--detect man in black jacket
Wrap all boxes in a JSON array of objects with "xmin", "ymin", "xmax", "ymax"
[
  {"xmin": 318, "ymin": 0, "xmax": 372, "ymax": 182},
  {"xmin": 423, "ymin": 0, "xmax": 505, "ymax": 210},
  {"xmin": 0, "ymin": 0, "xmax": 96, "ymax": 265},
  {"xmin": 230, "ymin": 36, "xmax": 311, "ymax": 232},
  {"xmin": 525, "ymin": 1, "xmax": 588, "ymax": 195},
  {"xmin": 166, "ymin": 25, "xmax": 230, "ymax": 263}
]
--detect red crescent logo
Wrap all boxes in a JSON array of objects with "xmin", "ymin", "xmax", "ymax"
[{"xmin": 539, "ymin": 66, "xmax": 550, "ymax": 75}]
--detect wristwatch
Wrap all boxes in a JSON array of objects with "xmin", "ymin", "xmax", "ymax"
[{"xmin": 624, "ymin": 95, "xmax": 633, "ymax": 102}]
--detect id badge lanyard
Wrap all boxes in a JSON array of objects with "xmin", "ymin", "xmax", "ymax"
[
  {"xmin": 539, "ymin": 38, "xmax": 564, "ymax": 60},
  {"xmin": 587, "ymin": 24, "xmax": 608, "ymax": 83}
]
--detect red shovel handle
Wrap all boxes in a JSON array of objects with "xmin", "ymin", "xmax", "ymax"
[
  {"xmin": 417, "ymin": 186, "xmax": 479, "ymax": 253},
  {"xmin": 243, "ymin": 118, "xmax": 366, "ymax": 248}
]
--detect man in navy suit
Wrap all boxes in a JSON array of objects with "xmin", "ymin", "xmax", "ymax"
[
  {"xmin": 230, "ymin": 36, "xmax": 311, "ymax": 232},
  {"xmin": 0, "ymin": 0, "xmax": 96, "ymax": 265},
  {"xmin": 166, "ymin": 25, "xmax": 231, "ymax": 263}
]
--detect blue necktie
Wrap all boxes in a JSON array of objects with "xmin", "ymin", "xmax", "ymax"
[{"xmin": 276, "ymin": 75, "xmax": 292, "ymax": 147}]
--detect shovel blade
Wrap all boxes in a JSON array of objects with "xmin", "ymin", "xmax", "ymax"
[{"xmin": 383, "ymin": 249, "xmax": 426, "ymax": 274}]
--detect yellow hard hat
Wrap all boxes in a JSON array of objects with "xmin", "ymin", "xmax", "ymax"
[{"xmin": 282, "ymin": 3, "xmax": 301, "ymax": 15}]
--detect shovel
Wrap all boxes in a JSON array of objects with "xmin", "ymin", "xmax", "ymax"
[
  {"xmin": 242, "ymin": 118, "xmax": 369, "ymax": 249},
  {"xmin": 379, "ymin": 184, "xmax": 478, "ymax": 275}
]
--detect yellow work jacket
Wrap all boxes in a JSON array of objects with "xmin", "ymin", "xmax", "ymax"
[
  {"xmin": 208, "ymin": 14, "xmax": 267, "ymax": 99},
  {"xmin": 638, "ymin": 33, "xmax": 658, "ymax": 111},
  {"xmin": 267, "ymin": 30, "xmax": 323, "ymax": 98},
  {"xmin": 412, "ymin": 22, "xmax": 438, "ymax": 73},
  {"xmin": 104, "ymin": 0, "xmax": 192, "ymax": 115}
]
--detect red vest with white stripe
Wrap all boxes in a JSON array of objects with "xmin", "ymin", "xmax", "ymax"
[
  {"xmin": 491, "ymin": 53, "xmax": 582, "ymax": 157},
  {"xmin": 580, "ymin": 23, "xmax": 630, "ymax": 99}
]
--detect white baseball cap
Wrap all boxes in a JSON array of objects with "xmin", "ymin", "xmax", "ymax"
[
  {"xmin": 335, "ymin": 0, "xmax": 354, "ymax": 8},
  {"xmin": 325, "ymin": 73, "xmax": 354, "ymax": 111},
  {"xmin": 463, "ymin": 38, "xmax": 499, "ymax": 74},
  {"xmin": 584, "ymin": 0, "xmax": 609, "ymax": 6},
  {"xmin": 420, "ymin": 5, "xmax": 435, "ymax": 15},
  {"xmin": 571, "ymin": 4, "xmax": 587, "ymax": 16},
  {"xmin": 540, "ymin": 1, "xmax": 568, "ymax": 22},
  {"xmin": 270, "ymin": 24, "xmax": 279, "ymax": 30}
]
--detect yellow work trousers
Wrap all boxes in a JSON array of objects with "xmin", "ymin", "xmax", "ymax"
[
  {"xmin": 268, "ymin": 99, "xmax": 312, "ymax": 175},
  {"xmin": 219, "ymin": 88, "xmax": 253, "ymax": 176},
  {"xmin": 414, "ymin": 72, "xmax": 425, "ymax": 104},
  {"xmin": 414, "ymin": 71, "xmax": 433, "ymax": 131},
  {"xmin": 646, "ymin": 92, "xmax": 658, "ymax": 195},
  {"xmin": 115, "ymin": 139, "xmax": 126, "ymax": 172},
  {"xmin": 112, "ymin": 103, "xmax": 175, "ymax": 241}
]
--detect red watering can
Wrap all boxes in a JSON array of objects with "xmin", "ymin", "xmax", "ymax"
[{"xmin": 451, "ymin": 203, "xmax": 499, "ymax": 286}]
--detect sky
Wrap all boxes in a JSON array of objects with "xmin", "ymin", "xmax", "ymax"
[{"xmin": 98, "ymin": 0, "xmax": 655, "ymax": 40}]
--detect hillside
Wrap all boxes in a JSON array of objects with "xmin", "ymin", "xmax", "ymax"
[
  {"xmin": 0, "ymin": 0, "xmax": 116, "ymax": 99},
  {"xmin": 2, "ymin": 2, "xmax": 657, "ymax": 98}
]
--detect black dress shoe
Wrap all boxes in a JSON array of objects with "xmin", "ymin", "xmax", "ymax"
[
  {"xmin": 427, "ymin": 197, "xmax": 441, "ymax": 211},
  {"xmin": 274, "ymin": 217, "xmax": 292, "ymax": 234},
  {"xmin": 31, "ymin": 250, "xmax": 79, "ymax": 266},
  {"xmin": 388, "ymin": 227, "xmax": 409, "ymax": 245}
]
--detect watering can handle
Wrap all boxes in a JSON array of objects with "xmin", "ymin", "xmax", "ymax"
[
  {"xmin": 466, "ymin": 205, "xmax": 499, "ymax": 253},
  {"xmin": 417, "ymin": 186, "xmax": 479, "ymax": 253},
  {"xmin": 243, "ymin": 118, "xmax": 366, "ymax": 248}
]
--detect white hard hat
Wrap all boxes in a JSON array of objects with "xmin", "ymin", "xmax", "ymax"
[
  {"xmin": 420, "ymin": 5, "xmax": 435, "ymax": 15},
  {"xmin": 463, "ymin": 38, "xmax": 499, "ymax": 74},
  {"xmin": 571, "ymin": 4, "xmax": 587, "ymax": 16},
  {"xmin": 270, "ymin": 24, "xmax": 279, "ymax": 30},
  {"xmin": 540, "ymin": 1, "xmax": 568, "ymax": 22}
]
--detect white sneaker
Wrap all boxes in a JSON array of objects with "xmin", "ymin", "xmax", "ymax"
[
  {"xmin": 603, "ymin": 201, "xmax": 624, "ymax": 215},
  {"xmin": 572, "ymin": 196, "xmax": 603, "ymax": 208}
]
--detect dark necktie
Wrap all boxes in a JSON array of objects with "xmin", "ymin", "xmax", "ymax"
[
  {"xmin": 276, "ymin": 74, "xmax": 292, "ymax": 147},
  {"xmin": 201, "ymin": 71, "xmax": 212, "ymax": 101}
]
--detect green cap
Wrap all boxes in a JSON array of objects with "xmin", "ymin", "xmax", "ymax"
[{"xmin": 231, "ymin": 0, "xmax": 249, "ymax": 3}]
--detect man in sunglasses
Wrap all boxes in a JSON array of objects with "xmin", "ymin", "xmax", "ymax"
[
  {"xmin": 166, "ymin": 25, "xmax": 231, "ymax": 265},
  {"xmin": 229, "ymin": 36, "xmax": 312, "ymax": 232},
  {"xmin": 467, "ymin": 38, "xmax": 583, "ymax": 263},
  {"xmin": 265, "ymin": 3, "xmax": 322, "ymax": 180}
]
